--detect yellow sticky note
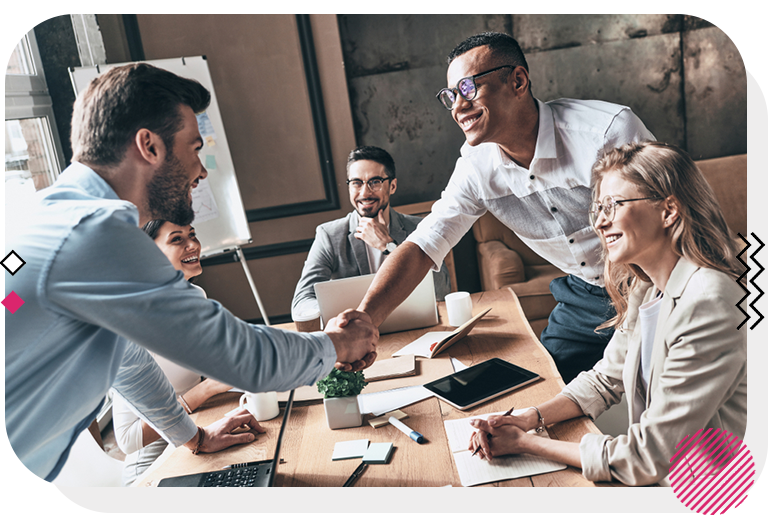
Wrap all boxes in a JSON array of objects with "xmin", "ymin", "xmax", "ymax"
[{"xmin": 368, "ymin": 409, "xmax": 408, "ymax": 428}]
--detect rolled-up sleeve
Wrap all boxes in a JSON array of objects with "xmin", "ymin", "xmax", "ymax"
[{"xmin": 571, "ymin": 290, "xmax": 746, "ymax": 485}]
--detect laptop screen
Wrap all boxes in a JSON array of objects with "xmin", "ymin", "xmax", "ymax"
[{"xmin": 267, "ymin": 388, "xmax": 294, "ymax": 486}]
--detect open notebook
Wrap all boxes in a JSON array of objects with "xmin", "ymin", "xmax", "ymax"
[{"xmin": 444, "ymin": 410, "xmax": 566, "ymax": 487}]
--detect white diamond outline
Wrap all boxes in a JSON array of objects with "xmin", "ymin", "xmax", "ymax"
[{"xmin": 2, "ymin": 250, "xmax": 26, "ymax": 276}]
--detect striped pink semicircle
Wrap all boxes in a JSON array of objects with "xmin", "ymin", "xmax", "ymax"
[{"xmin": 670, "ymin": 428, "xmax": 755, "ymax": 514}]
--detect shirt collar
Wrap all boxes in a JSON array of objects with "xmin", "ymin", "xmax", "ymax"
[{"xmin": 57, "ymin": 161, "xmax": 122, "ymax": 201}]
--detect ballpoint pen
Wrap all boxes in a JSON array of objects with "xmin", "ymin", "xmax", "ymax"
[
  {"xmin": 471, "ymin": 407, "xmax": 514, "ymax": 457},
  {"xmin": 343, "ymin": 462, "xmax": 368, "ymax": 487}
]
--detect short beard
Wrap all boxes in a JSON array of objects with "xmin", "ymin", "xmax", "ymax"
[
  {"xmin": 146, "ymin": 150, "xmax": 195, "ymax": 226},
  {"xmin": 358, "ymin": 200, "xmax": 388, "ymax": 219}
]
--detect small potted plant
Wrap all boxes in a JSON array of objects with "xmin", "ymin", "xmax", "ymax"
[{"xmin": 316, "ymin": 368, "xmax": 368, "ymax": 429}]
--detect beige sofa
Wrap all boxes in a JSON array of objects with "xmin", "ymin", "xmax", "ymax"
[{"xmin": 472, "ymin": 154, "xmax": 747, "ymax": 338}]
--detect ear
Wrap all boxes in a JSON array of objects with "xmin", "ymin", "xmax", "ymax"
[
  {"xmin": 511, "ymin": 67, "xmax": 531, "ymax": 97},
  {"xmin": 133, "ymin": 128, "xmax": 165, "ymax": 165},
  {"xmin": 389, "ymin": 178, "xmax": 397, "ymax": 195},
  {"xmin": 662, "ymin": 196, "xmax": 680, "ymax": 228}
]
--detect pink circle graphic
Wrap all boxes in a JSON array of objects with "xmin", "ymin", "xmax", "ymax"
[{"xmin": 670, "ymin": 428, "xmax": 755, "ymax": 514}]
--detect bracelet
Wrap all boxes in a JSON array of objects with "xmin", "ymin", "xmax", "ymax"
[
  {"xmin": 179, "ymin": 394, "xmax": 192, "ymax": 414},
  {"xmin": 529, "ymin": 406, "xmax": 545, "ymax": 433},
  {"xmin": 191, "ymin": 426, "xmax": 205, "ymax": 455}
]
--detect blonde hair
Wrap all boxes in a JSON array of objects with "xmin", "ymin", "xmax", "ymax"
[{"xmin": 592, "ymin": 142, "xmax": 743, "ymax": 329}]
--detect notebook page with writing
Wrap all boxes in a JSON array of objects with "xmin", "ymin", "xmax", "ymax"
[{"xmin": 444, "ymin": 411, "xmax": 566, "ymax": 487}]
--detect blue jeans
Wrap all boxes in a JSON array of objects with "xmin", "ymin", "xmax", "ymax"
[{"xmin": 540, "ymin": 275, "xmax": 615, "ymax": 384}]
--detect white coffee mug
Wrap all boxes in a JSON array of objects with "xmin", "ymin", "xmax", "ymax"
[
  {"xmin": 445, "ymin": 291, "xmax": 473, "ymax": 326},
  {"xmin": 239, "ymin": 391, "xmax": 280, "ymax": 421}
]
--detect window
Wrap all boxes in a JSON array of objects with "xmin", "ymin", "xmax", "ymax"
[{"xmin": 5, "ymin": 30, "xmax": 65, "ymax": 209}]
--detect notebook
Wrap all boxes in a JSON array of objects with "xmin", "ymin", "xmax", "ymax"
[
  {"xmin": 314, "ymin": 272, "xmax": 438, "ymax": 334},
  {"xmin": 443, "ymin": 410, "xmax": 566, "ymax": 487},
  {"xmin": 157, "ymin": 390, "xmax": 296, "ymax": 487}
]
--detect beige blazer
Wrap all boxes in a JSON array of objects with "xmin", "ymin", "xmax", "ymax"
[{"xmin": 561, "ymin": 257, "xmax": 747, "ymax": 485}]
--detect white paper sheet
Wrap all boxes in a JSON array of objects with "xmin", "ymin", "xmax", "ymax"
[
  {"xmin": 443, "ymin": 411, "xmax": 566, "ymax": 487},
  {"xmin": 391, "ymin": 332, "xmax": 454, "ymax": 358},
  {"xmin": 357, "ymin": 385, "xmax": 434, "ymax": 416}
]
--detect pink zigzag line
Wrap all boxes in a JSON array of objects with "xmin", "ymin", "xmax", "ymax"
[
  {"xmin": 729, "ymin": 483, "xmax": 753, "ymax": 512},
  {"xmin": 695, "ymin": 457, "xmax": 752, "ymax": 512},
  {"xmin": 697, "ymin": 449, "xmax": 753, "ymax": 512},
  {"xmin": 707, "ymin": 469, "xmax": 754, "ymax": 515},
  {"xmin": 682, "ymin": 429, "xmax": 728, "ymax": 479},
  {"xmin": 717, "ymin": 476, "xmax": 754, "ymax": 514},
  {"xmin": 672, "ymin": 431, "xmax": 734, "ymax": 491},
  {"xmin": 678, "ymin": 433, "xmax": 738, "ymax": 502}
]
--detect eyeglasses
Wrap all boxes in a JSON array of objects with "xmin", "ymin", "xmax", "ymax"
[
  {"xmin": 436, "ymin": 65, "xmax": 515, "ymax": 110},
  {"xmin": 346, "ymin": 176, "xmax": 392, "ymax": 192},
  {"xmin": 589, "ymin": 195, "xmax": 662, "ymax": 227}
]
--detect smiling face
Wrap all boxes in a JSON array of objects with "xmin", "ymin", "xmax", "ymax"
[
  {"xmin": 446, "ymin": 46, "xmax": 521, "ymax": 148},
  {"xmin": 594, "ymin": 172, "xmax": 670, "ymax": 269},
  {"xmin": 347, "ymin": 159, "xmax": 397, "ymax": 218},
  {"xmin": 146, "ymin": 105, "xmax": 207, "ymax": 226},
  {"xmin": 154, "ymin": 222, "xmax": 203, "ymax": 281}
]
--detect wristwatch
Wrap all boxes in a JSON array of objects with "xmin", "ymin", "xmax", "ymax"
[{"xmin": 383, "ymin": 241, "xmax": 397, "ymax": 255}]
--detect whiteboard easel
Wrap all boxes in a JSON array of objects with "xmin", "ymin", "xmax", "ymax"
[{"xmin": 70, "ymin": 56, "xmax": 270, "ymax": 325}]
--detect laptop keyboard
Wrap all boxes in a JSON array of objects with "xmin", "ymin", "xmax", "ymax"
[{"xmin": 202, "ymin": 463, "xmax": 271, "ymax": 487}]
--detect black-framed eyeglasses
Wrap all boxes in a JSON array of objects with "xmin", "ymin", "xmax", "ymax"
[
  {"xmin": 436, "ymin": 65, "xmax": 515, "ymax": 110},
  {"xmin": 589, "ymin": 195, "xmax": 663, "ymax": 227},
  {"xmin": 346, "ymin": 176, "xmax": 392, "ymax": 192}
]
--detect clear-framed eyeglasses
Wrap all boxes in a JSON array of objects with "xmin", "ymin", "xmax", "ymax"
[
  {"xmin": 436, "ymin": 65, "xmax": 515, "ymax": 110},
  {"xmin": 346, "ymin": 176, "xmax": 392, "ymax": 192},
  {"xmin": 589, "ymin": 195, "xmax": 662, "ymax": 227}
]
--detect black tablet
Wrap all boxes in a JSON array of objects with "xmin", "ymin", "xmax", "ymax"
[{"xmin": 423, "ymin": 358, "xmax": 540, "ymax": 410}]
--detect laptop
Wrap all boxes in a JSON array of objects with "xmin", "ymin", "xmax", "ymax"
[
  {"xmin": 157, "ymin": 390, "xmax": 295, "ymax": 487},
  {"xmin": 314, "ymin": 272, "xmax": 438, "ymax": 334}
]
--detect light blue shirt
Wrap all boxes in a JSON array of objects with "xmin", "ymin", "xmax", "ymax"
[{"xmin": 5, "ymin": 162, "xmax": 337, "ymax": 481}]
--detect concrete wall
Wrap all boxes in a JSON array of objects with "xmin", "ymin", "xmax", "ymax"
[{"xmin": 339, "ymin": 14, "xmax": 747, "ymax": 206}]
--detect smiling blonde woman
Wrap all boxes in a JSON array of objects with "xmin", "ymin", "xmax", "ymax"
[{"xmin": 468, "ymin": 142, "xmax": 746, "ymax": 486}]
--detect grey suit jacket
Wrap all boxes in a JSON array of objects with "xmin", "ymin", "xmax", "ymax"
[
  {"xmin": 291, "ymin": 209, "xmax": 451, "ymax": 319},
  {"xmin": 561, "ymin": 257, "xmax": 747, "ymax": 486}
]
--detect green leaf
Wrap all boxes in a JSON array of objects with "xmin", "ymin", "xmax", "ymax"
[{"xmin": 316, "ymin": 368, "xmax": 368, "ymax": 399}]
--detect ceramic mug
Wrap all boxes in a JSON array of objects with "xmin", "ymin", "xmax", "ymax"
[
  {"xmin": 239, "ymin": 391, "xmax": 280, "ymax": 421},
  {"xmin": 445, "ymin": 291, "xmax": 473, "ymax": 326}
]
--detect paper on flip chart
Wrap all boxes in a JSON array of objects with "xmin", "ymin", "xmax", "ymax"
[{"xmin": 444, "ymin": 411, "xmax": 566, "ymax": 487}]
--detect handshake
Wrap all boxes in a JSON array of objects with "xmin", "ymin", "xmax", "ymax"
[{"xmin": 323, "ymin": 309, "xmax": 379, "ymax": 372}]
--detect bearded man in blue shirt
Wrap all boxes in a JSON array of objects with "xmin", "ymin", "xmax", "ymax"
[{"xmin": 4, "ymin": 63, "xmax": 377, "ymax": 481}]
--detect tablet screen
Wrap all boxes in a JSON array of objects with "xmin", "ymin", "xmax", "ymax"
[{"xmin": 423, "ymin": 358, "xmax": 540, "ymax": 410}]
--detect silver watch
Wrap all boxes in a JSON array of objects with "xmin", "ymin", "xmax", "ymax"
[{"xmin": 383, "ymin": 241, "xmax": 397, "ymax": 255}]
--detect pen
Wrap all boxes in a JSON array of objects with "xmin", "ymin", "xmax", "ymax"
[
  {"xmin": 471, "ymin": 407, "xmax": 514, "ymax": 457},
  {"xmin": 343, "ymin": 462, "xmax": 368, "ymax": 487},
  {"xmin": 388, "ymin": 416, "xmax": 426, "ymax": 443}
]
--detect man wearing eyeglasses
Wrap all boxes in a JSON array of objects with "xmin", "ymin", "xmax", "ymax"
[
  {"xmin": 350, "ymin": 32, "xmax": 655, "ymax": 383},
  {"xmin": 291, "ymin": 146, "xmax": 451, "ymax": 322}
]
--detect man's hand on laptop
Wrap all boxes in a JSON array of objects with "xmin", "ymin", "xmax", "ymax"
[
  {"xmin": 183, "ymin": 408, "xmax": 265, "ymax": 454},
  {"xmin": 325, "ymin": 309, "xmax": 378, "ymax": 371}
]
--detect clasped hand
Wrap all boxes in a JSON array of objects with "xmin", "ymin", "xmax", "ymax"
[
  {"xmin": 468, "ymin": 414, "xmax": 529, "ymax": 461},
  {"xmin": 354, "ymin": 211, "xmax": 392, "ymax": 252},
  {"xmin": 324, "ymin": 309, "xmax": 378, "ymax": 372}
]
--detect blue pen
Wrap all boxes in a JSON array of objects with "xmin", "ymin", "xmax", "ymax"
[{"xmin": 388, "ymin": 416, "xmax": 426, "ymax": 443}]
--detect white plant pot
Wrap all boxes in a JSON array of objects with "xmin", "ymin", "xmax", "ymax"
[{"xmin": 323, "ymin": 396, "xmax": 362, "ymax": 429}]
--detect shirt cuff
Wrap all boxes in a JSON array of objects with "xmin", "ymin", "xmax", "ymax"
[
  {"xmin": 159, "ymin": 411, "xmax": 199, "ymax": 448},
  {"xmin": 307, "ymin": 330, "xmax": 337, "ymax": 380},
  {"xmin": 579, "ymin": 433, "xmax": 614, "ymax": 483}
]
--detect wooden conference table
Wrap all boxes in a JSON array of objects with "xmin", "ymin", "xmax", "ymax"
[{"xmin": 136, "ymin": 288, "xmax": 611, "ymax": 488}]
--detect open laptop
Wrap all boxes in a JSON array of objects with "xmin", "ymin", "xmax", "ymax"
[
  {"xmin": 157, "ymin": 390, "xmax": 295, "ymax": 487},
  {"xmin": 314, "ymin": 272, "xmax": 438, "ymax": 334}
]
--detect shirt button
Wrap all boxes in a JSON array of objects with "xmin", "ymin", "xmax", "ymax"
[
  {"xmin": 530, "ymin": 175, "xmax": 535, "ymax": 180},
  {"xmin": 550, "ymin": 206, "xmax": 558, "ymax": 213},
  {"xmin": 569, "ymin": 238, "xmax": 574, "ymax": 244},
  {"xmin": 581, "ymin": 262, "xmax": 586, "ymax": 266}
]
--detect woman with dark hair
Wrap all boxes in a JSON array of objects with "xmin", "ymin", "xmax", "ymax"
[
  {"xmin": 112, "ymin": 221, "xmax": 236, "ymax": 485},
  {"xmin": 468, "ymin": 142, "xmax": 746, "ymax": 486}
]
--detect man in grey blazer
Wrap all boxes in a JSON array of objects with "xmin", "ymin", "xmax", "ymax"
[{"xmin": 292, "ymin": 146, "xmax": 451, "ymax": 322}]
